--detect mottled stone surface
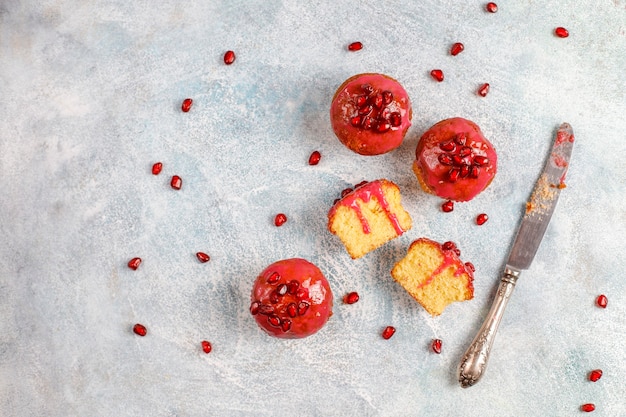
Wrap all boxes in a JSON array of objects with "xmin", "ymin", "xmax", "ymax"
[{"xmin": 1, "ymin": 1, "xmax": 625, "ymax": 416}]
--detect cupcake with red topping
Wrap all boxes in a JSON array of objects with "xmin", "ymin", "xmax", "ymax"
[
  {"xmin": 413, "ymin": 118, "xmax": 497, "ymax": 201},
  {"xmin": 250, "ymin": 258, "xmax": 333, "ymax": 339},
  {"xmin": 330, "ymin": 73, "xmax": 412, "ymax": 156}
]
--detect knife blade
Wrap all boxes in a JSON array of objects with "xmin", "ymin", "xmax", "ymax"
[{"xmin": 457, "ymin": 123, "xmax": 574, "ymax": 388}]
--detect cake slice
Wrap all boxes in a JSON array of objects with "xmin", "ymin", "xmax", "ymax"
[
  {"xmin": 391, "ymin": 238, "xmax": 474, "ymax": 316},
  {"xmin": 327, "ymin": 179, "xmax": 412, "ymax": 259}
]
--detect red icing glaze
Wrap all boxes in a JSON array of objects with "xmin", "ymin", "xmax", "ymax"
[
  {"xmin": 416, "ymin": 239, "xmax": 474, "ymax": 289},
  {"xmin": 414, "ymin": 118, "xmax": 497, "ymax": 202},
  {"xmin": 328, "ymin": 180, "xmax": 404, "ymax": 235},
  {"xmin": 250, "ymin": 258, "xmax": 333, "ymax": 339},
  {"xmin": 330, "ymin": 73, "xmax": 412, "ymax": 155}
]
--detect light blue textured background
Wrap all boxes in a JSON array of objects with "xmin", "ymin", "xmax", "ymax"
[{"xmin": 1, "ymin": 1, "xmax": 625, "ymax": 416}]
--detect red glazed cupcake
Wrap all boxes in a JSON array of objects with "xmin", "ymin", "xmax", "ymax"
[
  {"xmin": 413, "ymin": 117, "xmax": 497, "ymax": 201},
  {"xmin": 330, "ymin": 73, "xmax": 412, "ymax": 156},
  {"xmin": 250, "ymin": 258, "xmax": 333, "ymax": 339}
]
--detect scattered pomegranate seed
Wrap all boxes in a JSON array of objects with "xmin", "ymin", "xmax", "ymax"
[
  {"xmin": 201, "ymin": 340, "xmax": 212, "ymax": 353},
  {"xmin": 450, "ymin": 42, "xmax": 465, "ymax": 56},
  {"xmin": 580, "ymin": 403, "xmax": 595, "ymax": 412},
  {"xmin": 588, "ymin": 369, "xmax": 603, "ymax": 382},
  {"xmin": 431, "ymin": 338, "xmax": 442, "ymax": 354},
  {"xmin": 478, "ymin": 83, "xmax": 490, "ymax": 97},
  {"xmin": 181, "ymin": 98, "xmax": 193, "ymax": 112},
  {"xmin": 128, "ymin": 257, "xmax": 142, "ymax": 270},
  {"xmin": 196, "ymin": 252, "xmax": 210, "ymax": 263},
  {"xmin": 133, "ymin": 323, "xmax": 147, "ymax": 336},
  {"xmin": 343, "ymin": 292, "xmax": 360, "ymax": 304},
  {"xmin": 441, "ymin": 200, "xmax": 454, "ymax": 212},
  {"xmin": 250, "ymin": 301, "xmax": 260, "ymax": 315},
  {"xmin": 308, "ymin": 150, "xmax": 321, "ymax": 165},
  {"xmin": 382, "ymin": 326, "xmax": 396, "ymax": 340},
  {"xmin": 223, "ymin": 50, "xmax": 236, "ymax": 65},
  {"xmin": 555, "ymin": 27, "xmax": 569, "ymax": 38},
  {"xmin": 442, "ymin": 241, "xmax": 456, "ymax": 251},
  {"xmin": 596, "ymin": 294, "xmax": 608, "ymax": 308},
  {"xmin": 430, "ymin": 69, "xmax": 444, "ymax": 82},
  {"xmin": 465, "ymin": 262, "xmax": 476, "ymax": 272},
  {"xmin": 274, "ymin": 213, "xmax": 287, "ymax": 227},
  {"xmin": 341, "ymin": 187, "xmax": 353, "ymax": 198},
  {"xmin": 171, "ymin": 175, "xmax": 182, "ymax": 190},
  {"xmin": 348, "ymin": 41, "xmax": 363, "ymax": 51},
  {"xmin": 152, "ymin": 162, "xmax": 163, "ymax": 175},
  {"xmin": 485, "ymin": 2, "xmax": 498, "ymax": 13},
  {"xmin": 476, "ymin": 213, "xmax": 489, "ymax": 225}
]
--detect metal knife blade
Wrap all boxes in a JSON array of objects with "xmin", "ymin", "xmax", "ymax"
[
  {"xmin": 506, "ymin": 122, "xmax": 574, "ymax": 270},
  {"xmin": 458, "ymin": 123, "xmax": 574, "ymax": 388}
]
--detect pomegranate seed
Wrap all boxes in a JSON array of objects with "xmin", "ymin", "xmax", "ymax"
[
  {"xmin": 152, "ymin": 162, "xmax": 163, "ymax": 175},
  {"xmin": 382, "ymin": 91, "xmax": 393, "ymax": 105},
  {"xmin": 267, "ymin": 272, "xmax": 280, "ymax": 284},
  {"xmin": 297, "ymin": 301, "xmax": 310, "ymax": 316},
  {"xmin": 448, "ymin": 168, "xmax": 460, "ymax": 182},
  {"xmin": 286, "ymin": 303, "xmax": 297, "ymax": 318},
  {"xmin": 280, "ymin": 318, "xmax": 292, "ymax": 332},
  {"xmin": 439, "ymin": 141, "xmax": 457, "ymax": 152},
  {"xmin": 361, "ymin": 116, "xmax": 373, "ymax": 130},
  {"xmin": 454, "ymin": 248, "xmax": 461, "ymax": 256},
  {"xmin": 350, "ymin": 115, "xmax": 362, "ymax": 127},
  {"xmin": 274, "ymin": 213, "xmax": 287, "ymax": 227},
  {"xmin": 459, "ymin": 164, "xmax": 471, "ymax": 178},
  {"xmin": 555, "ymin": 27, "xmax": 569, "ymax": 38},
  {"xmin": 455, "ymin": 134, "xmax": 467, "ymax": 146},
  {"xmin": 485, "ymin": 2, "xmax": 498, "ymax": 13},
  {"xmin": 250, "ymin": 301, "xmax": 260, "ymax": 315},
  {"xmin": 133, "ymin": 323, "xmax": 147, "ymax": 336},
  {"xmin": 258, "ymin": 304, "xmax": 274, "ymax": 315},
  {"xmin": 356, "ymin": 95, "xmax": 368, "ymax": 107},
  {"xmin": 459, "ymin": 146, "xmax": 472, "ymax": 157},
  {"xmin": 372, "ymin": 93, "xmax": 384, "ymax": 109},
  {"xmin": 382, "ymin": 326, "xmax": 396, "ymax": 340},
  {"xmin": 201, "ymin": 340, "xmax": 212, "ymax": 354},
  {"xmin": 469, "ymin": 165, "xmax": 480, "ymax": 178},
  {"xmin": 196, "ymin": 252, "xmax": 210, "ymax": 263},
  {"xmin": 181, "ymin": 98, "xmax": 193, "ymax": 112},
  {"xmin": 430, "ymin": 69, "xmax": 444, "ymax": 82},
  {"xmin": 375, "ymin": 121, "xmax": 391, "ymax": 133},
  {"xmin": 596, "ymin": 294, "xmax": 608, "ymax": 308},
  {"xmin": 580, "ymin": 404, "xmax": 595, "ymax": 412},
  {"xmin": 344, "ymin": 291, "xmax": 360, "ymax": 304},
  {"xmin": 442, "ymin": 241, "xmax": 456, "ymax": 251},
  {"xmin": 438, "ymin": 154, "xmax": 454, "ymax": 165},
  {"xmin": 267, "ymin": 314, "xmax": 281, "ymax": 328},
  {"xmin": 465, "ymin": 262, "xmax": 476, "ymax": 272},
  {"xmin": 589, "ymin": 369, "xmax": 603, "ymax": 382},
  {"xmin": 450, "ymin": 42, "xmax": 465, "ymax": 56},
  {"xmin": 361, "ymin": 84, "xmax": 374, "ymax": 94},
  {"xmin": 341, "ymin": 187, "xmax": 353, "ymax": 198},
  {"xmin": 478, "ymin": 83, "xmax": 490, "ymax": 97},
  {"xmin": 441, "ymin": 201, "xmax": 454, "ymax": 212},
  {"xmin": 269, "ymin": 292, "xmax": 279, "ymax": 304},
  {"xmin": 388, "ymin": 112, "xmax": 402, "ymax": 127},
  {"xmin": 276, "ymin": 283, "xmax": 288, "ymax": 296},
  {"xmin": 354, "ymin": 180, "xmax": 369, "ymax": 189},
  {"xmin": 127, "ymin": 257, "xmax": 142, "ymax": 270},
  {"xmin": 308, "ymin": 150, "xmax": 321, "ymax": 165},
  {"xmin": 473, "ymin": 155, "xmax": 490, "ymax": 166},
  {"xmin": 348, "ymin": 41, "xmax": 363, "ymax": 51},
  {"xmin": 476, "ymin": 213, "xmax": 489, "ymax": 225},
  {"xmin": 431, "ymin": 338, "xmax": 442, "ymax": 354},
  {"xmin": 223, "ymin": 50, "xmax": 236, "ymax": 65},
  {"xmin": 171, "ymin": 175, "xmax": 182, "ymax": 190},
  {"xmin": 287, "ymin": 280, "xmax": 299, "ymax": 294},
  {"xmin": 358, "ymin": 104, "xmax": 373, "ymax": 115}
]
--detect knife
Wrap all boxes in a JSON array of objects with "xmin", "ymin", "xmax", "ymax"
[{"xmin": 457, "ymin": 122, "xmax": 575, "ymax": 388}]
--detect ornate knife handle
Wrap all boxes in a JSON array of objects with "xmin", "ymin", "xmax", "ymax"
[{"xmin": 458, "ymin": 268, "xmax": 520, "ymax": 388}]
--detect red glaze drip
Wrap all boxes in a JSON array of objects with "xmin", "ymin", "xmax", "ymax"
[
  {"xmin": 417, "ymin": 242, "xmax": 473, "ymax": 289},
  {"xmin": 329, "ymin": 180, "xmax": 404, "ymax": 235}
]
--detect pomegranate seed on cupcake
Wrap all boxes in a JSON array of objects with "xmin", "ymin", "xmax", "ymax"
[
  {"xmin": 250, "ymin": 258, "xmax": 333, "ymax": 339},
  {"xmin": 413, "ymin": 117, "xmax": 497, "ymax": 202},
  {"xmin": 330, "ymin": 73, "xmax": 412, "ymax": 156}
]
